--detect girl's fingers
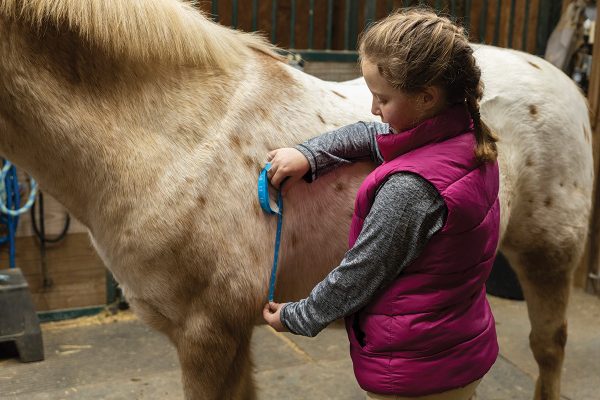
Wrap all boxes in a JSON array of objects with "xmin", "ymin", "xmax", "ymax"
[
  {"xmin": 262, "ymin": 309, "xmax": 272, "ymax": 324},
  {"xmin": 263, "ymin": 303, "xmax": 272, "ymax": 315},
  {"xmin": 262, "ymin": 302, "xmax": 280, "ymax": 323},
  {"xmin": 270, "ymin": 167, "xmax": 286, "ymax": 189}
]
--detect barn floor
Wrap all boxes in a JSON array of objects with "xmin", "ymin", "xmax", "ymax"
[{"xmin": 1, "ymin": 289, "xmax": 599, "ymax": 400}]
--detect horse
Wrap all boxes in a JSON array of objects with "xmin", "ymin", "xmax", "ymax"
[{"xmin": 0, "ymin": 1, "xmax": 593, "ymax": 399}]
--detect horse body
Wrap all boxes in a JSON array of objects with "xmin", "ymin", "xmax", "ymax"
[{"xmin": 0, "ymin": 2, "xmax": 592, "ymax": 399}]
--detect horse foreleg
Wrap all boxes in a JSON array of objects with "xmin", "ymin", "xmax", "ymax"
[
  {"xmin": 173, "ymin": 314, "xmax": 256, "ymax": 400},
  {"xmin": 128, "ymin": 296, "xmax": 256, "ymax": 400},
  {"xmin": 505, "ymin": 246, "xmax": 574, "ymax": 400}
]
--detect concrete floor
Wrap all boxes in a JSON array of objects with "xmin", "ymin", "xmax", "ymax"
[{"xmin": 1, "ymin": 289, "xmax": 599, "ymax": 400}]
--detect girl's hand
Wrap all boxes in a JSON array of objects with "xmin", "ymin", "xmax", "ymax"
[
  {"xmin": 262, "ymin": 302, "xmax": 289, "ymax": 332},
  {"xmin": 266, "ymin": 148, "xmax": 310, "ymax": 195}
]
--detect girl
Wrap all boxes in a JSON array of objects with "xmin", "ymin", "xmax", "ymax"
[{"xmin": 263, "ymin": 8, "xmax": 499, "ymax": 400}]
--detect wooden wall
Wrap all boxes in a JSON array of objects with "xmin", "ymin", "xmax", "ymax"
[
  {"xmin": 1, "ymin": 190, "xmax": 106, "ymax": 311},
  {"xmin": 196, "ymin": 0, "xmax": 557, "ymax": 54},
  {"xmin": 350, "ymin": 0, "xmax": 546, "ymax": 53},
  {"xmin": 198, "ymin": 0, "xmax": 334, "ymax": 49}
]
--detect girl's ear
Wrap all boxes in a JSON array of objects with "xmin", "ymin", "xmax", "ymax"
[{"xmin": 420, "ymin": 86, "xmax": 445, "ymax": 113}]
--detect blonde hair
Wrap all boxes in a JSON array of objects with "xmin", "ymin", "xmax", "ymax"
[{"xmin": 358, "ymin": 8, "xmax": 498, "ymax": 163}]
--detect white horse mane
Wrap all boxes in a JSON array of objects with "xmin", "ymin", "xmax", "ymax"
[{"xmin": 0, "ymin": 0, "xmax": 279, "ymax": 68}]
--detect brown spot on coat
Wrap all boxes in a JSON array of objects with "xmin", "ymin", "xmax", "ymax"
[
  {"xmin": 528, "ymin": 61, "xmax": 541, "ymax": 69},
  {"xmin": 290, "ymin": 233, "xmax": 299, "ymax": 249},
  {"xmin": 529, "ymin": 105, "xmax": 538, "ymax": 116},
  {"xmin": 525, "ymin": 157, "xmax": 533, "ymax": 167},
  {"xmin": 318, "ymin": 114, "xmax": 326, "ymax": 124},
  {"xmin": 242, "ymin": 155, "xmax": 254, "ymax": 168},
  {"xmin": 334, "ymin": 182, "xmax": 346, "ymax": 192},
  {"xmin": 230, "ymin": 135, "xmax": 242, "ymax": 150},
  {"xmin": 544, "ymin": 197, "xmax": 553, "ymax": 207},
  {"xmin": 249, "ymin": 246, "xmax": 261, "ymax": 264},
  {"xmin": 332, "ymin": 90, "xmax": 347, "ymax": 99},
  {"xmin": 258, "ymin": 107, "xmax": 269, "ymax": 118},
  {"xmin": 197, "ymin": 196, "xmax": 207, "ymax": 208}
]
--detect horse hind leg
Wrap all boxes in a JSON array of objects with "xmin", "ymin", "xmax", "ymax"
[{"xmin": 503, "ymin": 231, "xmax": 582, "ymax": 400}]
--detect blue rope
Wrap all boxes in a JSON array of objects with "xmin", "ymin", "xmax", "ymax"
[
  {"xmin": 0, "ymin": 160, "xmax": 38, "ymax": 268},
  {"xmin": 8, "ymin": 166, "xmax": 18, "ymax": 268},
  {"xmin": 0, "ymin": 161, "xmax": 38, "ymax": 217}
]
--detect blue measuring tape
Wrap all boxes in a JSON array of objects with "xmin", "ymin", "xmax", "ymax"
[{"xmin": 258, "ymin": 163, "xmax": 284, "ymax": 302}]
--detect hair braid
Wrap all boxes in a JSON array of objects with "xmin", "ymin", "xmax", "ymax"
[{"xmin": 465, "ymin": 72, "xmax": 498, "ymax": 163}]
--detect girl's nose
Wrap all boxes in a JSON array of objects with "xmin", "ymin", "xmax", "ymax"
[{"xmin": 371, "ymin": 100, "xmax": 380, "ymax": 116}]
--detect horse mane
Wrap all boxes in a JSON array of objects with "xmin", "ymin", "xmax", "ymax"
[{"xmin": 0, "ymin": 0, "xmax": 280, "ymax": 68}]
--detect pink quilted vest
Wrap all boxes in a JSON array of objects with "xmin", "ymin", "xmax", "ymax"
[{"xmin": 345, "ymin": 104, "xmax": 499, "ymax": 396}]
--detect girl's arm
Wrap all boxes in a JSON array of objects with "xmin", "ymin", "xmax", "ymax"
[
  {"xmin": 267, "ymin": 121, "xmax": 388, "ymax": 192},
  {"xmin": 295, "ymin": 121, "xmax": 387, "ymax": 182},
  {"xmin": 271, "ymin": 172, "xmax": 447, "ymax": 337}
]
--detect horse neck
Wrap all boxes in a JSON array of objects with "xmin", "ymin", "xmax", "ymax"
[{"xmin": 0, "ymin": 19, "xmax": 239, "ymax": 231}]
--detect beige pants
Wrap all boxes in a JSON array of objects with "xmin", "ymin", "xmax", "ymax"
[{"xmin": 366, "ymin": 379, "xmax": 481, "ymax": 400}]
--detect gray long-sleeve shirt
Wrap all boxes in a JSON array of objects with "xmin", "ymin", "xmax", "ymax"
[{"xmin": 279, "ymin": 122, "xmax": 448, "ymax": 337}]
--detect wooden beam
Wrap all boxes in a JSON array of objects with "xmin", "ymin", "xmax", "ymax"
[{"xmin": 583, "ymin": 14, "xmax": 600, "ymax": 293}]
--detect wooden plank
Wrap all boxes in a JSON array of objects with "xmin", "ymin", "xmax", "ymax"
[
  {"xmin": 588, "ymin": 24, "xmax": 600, "ymax": 127},
  {"xmin": 468, "ymin": 0, "xmax": 484, "ymax": 42},
  {"xmin": 304, "ymin": 61, "xmax": 362, "ymax": 82},
  {"xmin": 582, "ymin": 17, "xmax": 600, "ymax": 293},
  {"xmin": 483, "ymin": 0, "xmax": 498, "ymax": 44},
  {"xmin": 498, "ymin": 1, "xmax": 511, "ymax": 47},
  {"xmin": 526, "ymin": 0, "xmax": 540, "ymax": 53},
  {"xmin": 512, "ymin": 0, "xmax": 527, "ymax": 50},
  {"xmin": 0, "ymin": 233, "xmax": 106, "ymax": 311}
]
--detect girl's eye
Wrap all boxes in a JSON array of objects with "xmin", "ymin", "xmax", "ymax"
[{"xmin": 374, "ymin": 95, "xmax": 387, "ymax": 104}]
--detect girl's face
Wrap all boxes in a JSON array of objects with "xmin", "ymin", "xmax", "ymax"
[{"xmin": 361, "ymin": 59, "xmax": 441, "ymax": 133}]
